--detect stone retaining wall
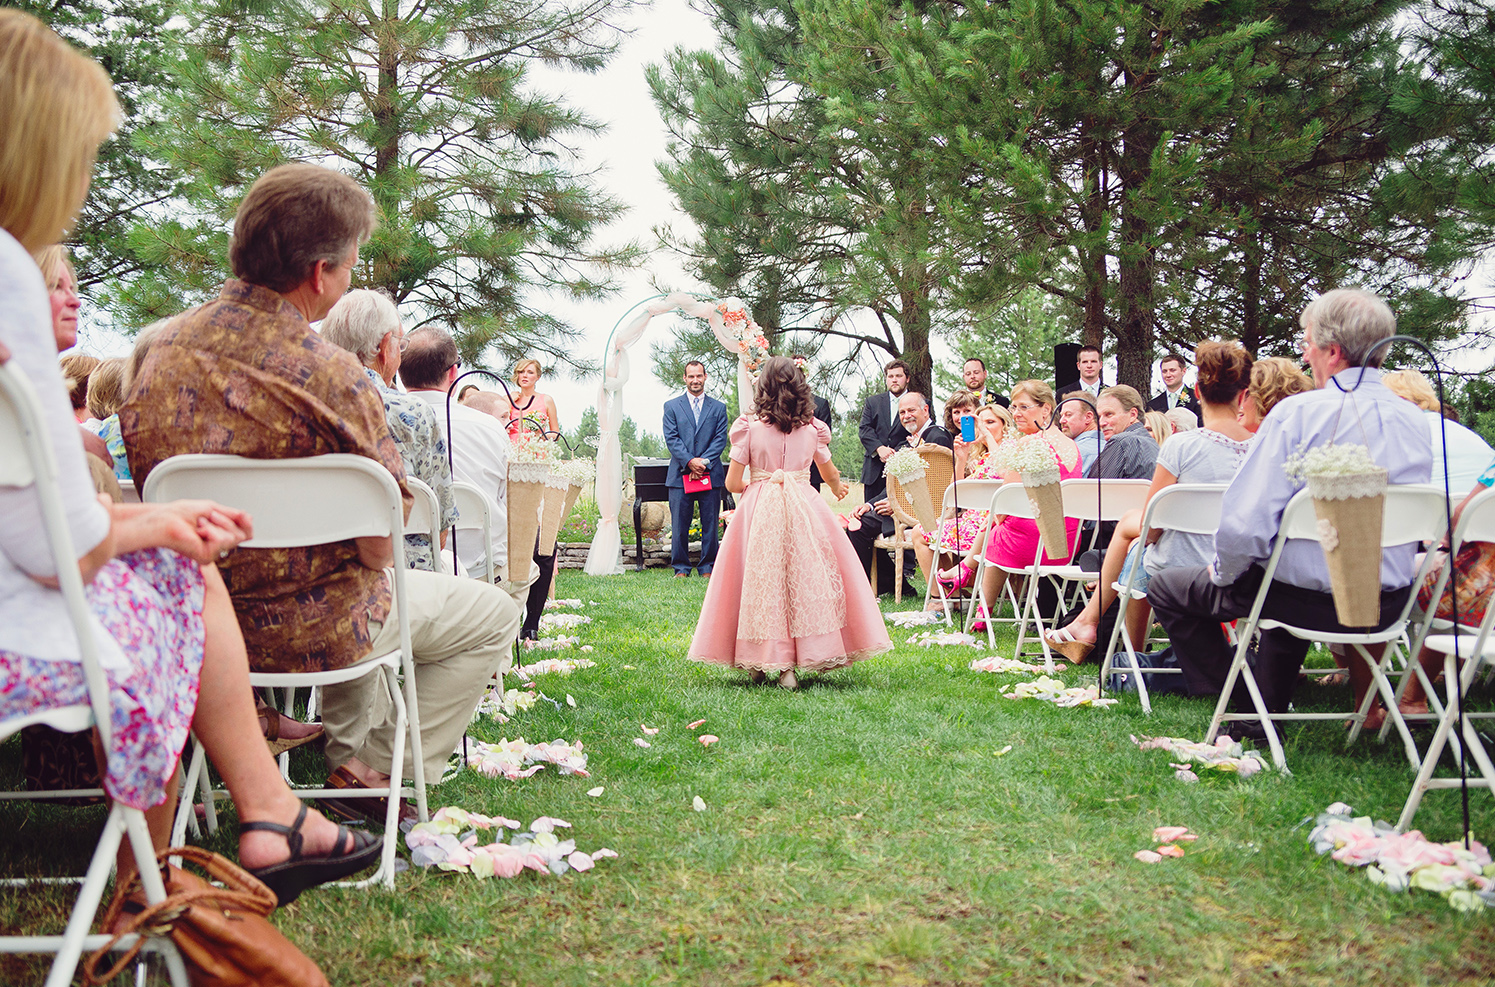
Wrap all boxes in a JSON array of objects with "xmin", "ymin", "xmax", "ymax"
[{"xmin": 555, "ymin": 540, "xmax": 705, "ymax": 570}]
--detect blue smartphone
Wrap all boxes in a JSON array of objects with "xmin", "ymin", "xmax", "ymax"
[{"xmin": 960, "ymin": 414, "xmax": 976, "ymax": 442}]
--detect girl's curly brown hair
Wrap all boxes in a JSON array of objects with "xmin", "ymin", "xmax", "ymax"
[{"xmin": 753, "ymin": 355, "xmax": 816, "ymax": 433}]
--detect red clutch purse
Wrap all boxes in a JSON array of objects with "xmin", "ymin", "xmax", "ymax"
[{"xmin": 682, "ymin": 474, "xmax": 712, "ymax": 494}]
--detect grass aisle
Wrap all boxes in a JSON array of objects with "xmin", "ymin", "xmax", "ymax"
[{"xmin": 4, "ymin": 569, "xmax": 1495, "ymax": 985}]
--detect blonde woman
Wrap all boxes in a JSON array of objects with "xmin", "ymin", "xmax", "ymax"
[
  {"xmin": 1241, "ymin": 357, "xmax": 1312, "ymax": 432},
  {"xmin": 1384, "ymin": 368, "xmax": 1493, "ymax": 493},
  {"xmin": 921, "ymin": 403, "xmax": 1012, "ymax": 596},
  {"xmin": 83, "ymin": 356, "xmax": 130, "ymax": 478},
  {"xmin": 502, "ymin": 357, "xmax": 560, "ymax": 436},
  {"xmin": 1144, "ymin": 409, "xmax": 1173, "ymax": 446}
]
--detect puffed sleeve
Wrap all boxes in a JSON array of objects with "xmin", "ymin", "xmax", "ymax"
[
  {"xmin": 728, "ymin": 415, "xmax": 752, "ymax": 464},
  {"xmin": 813, "ymin": 418, "xmax": 833, "ymax": 464}
]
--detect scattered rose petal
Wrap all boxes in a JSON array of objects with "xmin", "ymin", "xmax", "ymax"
[
  {"xmin": 1157, "ymin": 844, "xmax": 1186, "ymax": 858},
  {"xmin": 633, "ymin": 738, "xmax": 651, "ymax": 748},
  {"xmin": 699, "ymin": 734, "xmax": 719, "ymax": 746},
  {"xmin": 567, "ymin": 851, "xmax": 595, "ymax": 872},
  {"xmin": 687, "ymin": 719, "xmax": 706, "ymax": 730},
  {"xmin": 622, "ymin": 664, "xmax": 636, "ymax": 670},
  {"xmin": 640, "ymin": 724, "xmax": 659, "ymax": 735},
  {"xmin": 592, "ymin": 848, "xmax": 619, "ymax": 859},
  {"xmin": 1134, "ymin": 850, "xmax": 1163, "ymax": 863},
  {"xmin": 586, "ymin": 787, "xmax": 605, "ymax": 797},
  {"xmin": 566, "ymin": 694, "xmax": 577, "ymax": 707},
  {"xmin": 994, "ymin": 745, "xmax": 1013, "ymax": 757},
  {"xmin": 692, "ymin": 796, "xmax": 706, "ymax": 812},
  {"xmin": 1326, "ymin": 801, "xmax": 1353, "ymax": 816},
  {"xmin": 580, "ymin": 645, "xmax": 594, "ymax": 653},
  {"xmin": 530, "ymin": 816, "xmax": 572, "ymax": 833},
  {"xmin": 1154, "ymin": 826, "xmax": 1191, "ymax": 843}
]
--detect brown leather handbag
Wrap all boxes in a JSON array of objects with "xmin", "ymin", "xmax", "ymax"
[{"xmin": 82, "ymin": 846, "xmax": 330, "ymax": 987}]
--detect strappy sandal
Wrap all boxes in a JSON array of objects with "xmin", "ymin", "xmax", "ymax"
[
  {"xmin": 256, "ymin": 700, "xmax": 324, "ymax": 758},
  {"xmin": 241, "ymin": 803, "xmax": 382, "ymax": 907},
  {"xmin": 937, "ymin": 560, "xmax": 976, "ymax": 592},
  {"xmin": 318, "ymin": 764, "xmax": 416, "ymax": 827},
  {"xmin": 1042, "ymin": 626, "xmax": 1095, "ymax": 662}
]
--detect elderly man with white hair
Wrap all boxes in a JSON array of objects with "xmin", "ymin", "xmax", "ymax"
[
  {"xmin": 1147, "ymin": 288, "xmax": 1431, "ymax": 733},
  {"xmin": 321, "ymin": 288, "xmax": 457, "ymax": 572}
]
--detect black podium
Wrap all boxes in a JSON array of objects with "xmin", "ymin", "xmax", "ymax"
[{"xmin": 632, "ymin": 459, "xmax": 670, "ymax": 571}]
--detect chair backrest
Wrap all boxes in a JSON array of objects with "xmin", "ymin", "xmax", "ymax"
[
  {"xmin": 404, "ymin": 476, "xmax": 441, "ymax": 548},
  {"xmin": 117, "ymin": 478, "xmax": 141, "ymax": 503},
  {"xmin": 1058, "ymin": 477, "xmax": 1152, "ymax": 522},
  {"xmin": 1452, "ymin": 486, "xmax": 1495, "ymax": 550},
  {"xmin": 449, "ymin": 480, "xmax": 494, "ymax": 581},
  {"xmin": 142, "ymin": 454, "xmax": 404, "ymax": 552},
  {"xmin": 985, "ymin": 481, "xmax": 1034, "ymax": 519},
  {"xmin": 1277, "ymin": 484, "xmax": 1448, "ymax": 548},
  {"xmin": 0, "ymin": 365, "xmax": 113, "ymax": 744},
  {"xmin": 1140, "ymin": 483, "xmax": 1227, "ymax": 536},
  {"xmin": 941, "ymin": 477, "xmax": 1007, "ymax": 515},
  {"xmin": 886, "ymin": 473, "xmax": 916, "ymax": 529},
  {"xmin": 917, "ymin": 445, "xmax": 955, "ymax": 515}
]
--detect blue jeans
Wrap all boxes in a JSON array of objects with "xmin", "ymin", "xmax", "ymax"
[{"xmin": 668, "ymin": 485, "xmax": 721, "ymax": 574}]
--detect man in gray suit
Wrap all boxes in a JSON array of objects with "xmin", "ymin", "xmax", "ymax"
[{"xmin": 858, "ymin": 359, "xmax": 911, "ymax": 502}]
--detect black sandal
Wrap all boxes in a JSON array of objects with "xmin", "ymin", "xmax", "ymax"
[{"xmin": 241, "ymin": 803, "xmax": 383, "ymax": 907}]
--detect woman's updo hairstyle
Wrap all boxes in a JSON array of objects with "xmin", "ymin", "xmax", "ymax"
[
  {"xmin": 1193, "ymin": 340, "xmax": 1252, "ymax": 406},
  {"xmin": 753, "ymin": 355, "xmax": 815, "ymax": 433}
]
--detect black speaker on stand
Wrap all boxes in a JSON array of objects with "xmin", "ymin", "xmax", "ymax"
[{"xmin": 1054, "ymin": 342, "xmax": 1081, "ymax": 395}]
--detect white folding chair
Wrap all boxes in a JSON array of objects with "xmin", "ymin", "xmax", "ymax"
[
  {"xmin": 450, "ymin": 480, "xmax": 495, "ymax": 583},
  {"xmin": 923, "ymin": 477, "xmax": 1008, "ymax": 622},
  {"xmin": 1206, "ymin": 485, "xmax": 1449, "ymax": 773},
  {"xmin": 116, "ymin": 477, "xmax": 140, "ymax": 503},
  {"xmin": 1397, "ymin": 487, "xmax": 1495, "ymax": 831},
  {"xmin": 1098, "ymin": 484, "xmax": 1227, "ymax": 713},
  {"xmin": 0, "ymin": 365, "xmax": 187, "ymax": 986},
  {"xmin": 962, "ymin": 483, "xmax": 1041, "ymax": 650},
  {"xmin": 146, "ymin": 454, "xmax": 427, "ymax": 888}
]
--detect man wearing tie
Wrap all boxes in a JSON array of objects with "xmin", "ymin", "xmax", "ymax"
[
  {"xmin": 858, "ymin": 359, "xmax": 912, "ymax": 503},
  {"xmin": 663, "ymin": 360, "xmax": 729, "ymax": 578},
  {"xmin": 1146, "ymin": 352, "xmax": 1202, "ymax": 417},
  {"xmin": 1059, "ymin": 345, "xmax": 1104, "ymax": 399}
]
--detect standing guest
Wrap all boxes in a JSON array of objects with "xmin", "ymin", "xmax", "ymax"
[
  {"xmin": 663, "ymin": 360, "xmax": 729, "ymax": 578},
  {"xmin": 793, "ymin": 354, "xmax": 834, "ymax": 490},
  {"xmin": 1382, "ymin": 368, "xmax": 1493, "ymax": 494},
  {"xmin": 83, "ymin": 356, "xmax": 130, "ymax": 480},
  {"xmin": 898, "ymin": 391, "xmax": 954, "ymax": 450},
  {"xmin": 402, "ymin": 328, "xmax": 514, "ymax": 583},
  {"xmin": 124, "ymin": 164, "xmax": 520, "ymax": 818},
  {"xmin": 1060, "ymin": 344, "xmax": 1104, "ymax": 399},
  {"xmin": 858, "ymin": 359, "xmax": 912, "ymax": 501},
  {"xmin": 320, "ymin": 288, "xmax": 457, "ymax": 573},
  {"xmin": 688, "ymin": 357, "xmax": 889, "ymax": 687},
  {"xmin": 0, "ymin": 8, "xmax": 379, "ymax": 901},
  {"xmin": 1056, "ymin": 391, "xmax": 1101, "ymax": 473},
  {"xmin": 500, "ymin": 358, "xmax": 560, "ymax": 437},
  {"xmin": 1242, "ymin": 357, "xmax": 1313, "ymax": 432},
  {"xmin": 1148, "ymin": 289, "xmax": 1430, "ymax": 730},
  {"xmin": 961, "ymin": 356, "xmax": 1009, "ymax": 407},
  {"xmin": 1147, "ymin": 352, "xmax": 1202, "ymax": 416}
]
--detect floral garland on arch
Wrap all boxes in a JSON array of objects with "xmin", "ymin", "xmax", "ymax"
[{"xmin": 719, "ymin": 298, "xmax": 769, "ymax": 374}]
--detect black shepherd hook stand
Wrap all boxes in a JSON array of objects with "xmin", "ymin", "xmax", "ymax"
[{"xmin": 1346, "ymin": 334, "xmax": 1473, "ymax": 850}]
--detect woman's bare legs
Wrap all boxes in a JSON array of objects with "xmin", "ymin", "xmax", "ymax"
[
  {"xmin": 1047, "ymin": 509, "xmax": 1144, "ymax": 646},
  {"xmin": 192, "ymin": 565, "xmax": 347, "ymax": 870},
  {"xmin": 979, "ymin": 563, "xmax": 1013, "ymax": 620}
]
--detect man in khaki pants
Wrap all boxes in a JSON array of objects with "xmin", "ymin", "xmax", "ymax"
[{"xmin": 123, "ymin": 162, "xmax": 519, "ymax": 820}]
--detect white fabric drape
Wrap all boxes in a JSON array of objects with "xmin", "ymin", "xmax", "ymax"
[{"xmin": 584, "ymin": 293, "xmax": 755, "ymax": 575}]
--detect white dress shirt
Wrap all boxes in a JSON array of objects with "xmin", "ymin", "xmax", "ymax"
[
  {"xmin": 411, "ymin": 390, "xmax": 510, "ymax": 575},
  {"xmin": 1210, "ymin": 369, "xmax": 1431, "ymax": 592}
]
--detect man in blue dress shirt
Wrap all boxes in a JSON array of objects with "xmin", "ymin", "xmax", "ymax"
[
  {"xmin": 663, "ymin": 360, "xmax": 729, "ymax": 578},
  {"xmin": 1148, "ymin": 289, "xmax": 1431, "ymax": 728}
]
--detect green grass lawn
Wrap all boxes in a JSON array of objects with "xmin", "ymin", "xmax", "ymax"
[{"xmin": 4, "ymin": 569, "xmax": 1494, "ymax": 985}]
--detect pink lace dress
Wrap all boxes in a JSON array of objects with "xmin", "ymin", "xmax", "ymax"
[
  {"xmin": 984, "ymin": 434, "xmax": 1084, "ymax": 567},
  {"xmin": 688, "ymin": 417, "xmax": 892, "ymax": 673}
]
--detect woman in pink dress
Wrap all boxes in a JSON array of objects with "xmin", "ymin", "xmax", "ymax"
[{"xmin": 688, "ymin": 357, "xmax": 891, "ymax": 688}]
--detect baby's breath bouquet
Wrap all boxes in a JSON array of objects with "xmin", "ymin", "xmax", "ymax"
[
  {"xmin": 1283, "ymin": 442, "xmax": 1387, "ymax": 626},
  {"xmin": 883, "ymin": 447, "xmax": 925, "ymax": 484},
  {"xmin": 539, "ymin": 457, "xmax": 596, "ymax": 555},
  {"xmin": 883, "ymin": 447, "xmax": 937, "ymax": 530}
]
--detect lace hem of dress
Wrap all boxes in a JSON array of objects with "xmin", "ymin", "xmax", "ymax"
[{"xmin": 686, "ymin": 640, "xmax": 893, "ymax": 673}]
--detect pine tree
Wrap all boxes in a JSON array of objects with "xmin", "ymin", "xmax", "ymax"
[{"xmin": 124, "ymin": 0, "xmax": 643, "ymax": 366}]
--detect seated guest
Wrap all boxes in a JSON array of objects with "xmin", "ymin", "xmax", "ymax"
[
  {"xmin": 83, "ymin": 356, "xmax": 130, "ymax": 480},
  {"xmin": 1057, "ymin": 391, "xmax": 1101, "ymax": 473},
  {"xmin": 942, "ymin": 389, "xmax": 981, "ymax": 444},
  {"xmin": 123, "ymin": 163, "xmax": 521, "ymax": 818},
  {"xmin": 1043, "ymin": 341, "xmax": 1255, "ymax": 660},
  {"xmin": 1147, "ymin": 289, "xmax": 1431, "ymax": 731},
  {"xmin": 924, "ymin": 404, "xmax": 1012, "ymax": 598},
  {"xmin": 0, "ymin": 8, "xmax": 378, "ymax": 903},
  {"xmin": 1164, "ymin": 406, "xmax": 1199, "ymax": 434},
  {"xmin": 897, "ymin": 391, "xmax": 954, "ymax": 450},
  {"xmin": 1242, "ymin": 357, "xmax": 1312, "ymax": 432},
  {"xmin": 1382, "ymin": 368, "xmax": 1493, "ymax": 494},
  {"xmin": 60, "ymin": 352, "xmax": 97, "ymax": 421},
  {"xmin": 842, "ymin": 495, "xmax": 917, "ymax": 599},
  {"xmin": 1144, "ymin": 410, "xmax": 1173, "ymax": 447},
  {"xmin": 321, "ymin": 289, "xmax": 457, "ymax": 573},
  {"xmin": 400, "ymin": 327, "xmax": 519, "ymax": 588},
  {"xmin": 1089, "ymin": 385, "xmax": 1159, "ymax": 480},
  {"xmin": 1147, "ymin": 352, "xmax": 1201, "ymax": 417}
]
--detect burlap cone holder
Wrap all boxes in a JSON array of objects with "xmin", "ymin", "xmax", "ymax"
[
  {"xmin": 537, "ymin": 473, "xmax": 578, "ymax": 556},
  {"xmin": 1306, "ymin": 468, "xmax": 1388, "ymax": 627},
  {"xmin": 904, "ymin": 473, "xmax": 940, "ymax": 533},
  {"xmin": 1022, "ymin": 469, "xmax": 1067, "ymax": 560},
  {"xmin": 506, "ymin": 463, "xmax": 549, "ymax": 583}
]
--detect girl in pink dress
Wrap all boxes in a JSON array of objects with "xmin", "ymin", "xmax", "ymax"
[{"xmin": 688, "ymin": 357, "xmax": 891, "ymax": 688}]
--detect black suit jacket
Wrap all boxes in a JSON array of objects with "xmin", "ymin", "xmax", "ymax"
[
  {"xmin": 908, "ymin": 424, "xmax": 954, "ymax": 450},
  {"xmin": 1147, "ymin": 388, "xmax": 1201, "ymax": 418},
  {"xmin": 858, "ymin": 391, "xmax": 909, "ymax": 490},
  {"xmin": 1059, "ymin": 380, "xmax": 1104, "ymax": 400},
  {"xmin": 810, "ymin": 393, "xmax": 833, "ymax": 489}
]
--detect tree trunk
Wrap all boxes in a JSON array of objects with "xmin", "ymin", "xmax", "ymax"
[
  {"xmin": 1241, "ymin": 226, "xmax": 1262, "ymax": 355},
  {"xmin": 1079, "ymin": 118, "xmax": 1108, "ymax": 349}
]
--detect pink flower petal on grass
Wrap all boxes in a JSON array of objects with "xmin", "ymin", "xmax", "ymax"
[
  {"xmin": 633, "ymin": 738, "xmax": 651, "ymax": 748},
  {"xmin": 586, "ymin": 787, "xmax": 605, "ymax": 797},
  {"xmin": 699, "ymin": 735, "xmax": 719, "ymax": 746},
  {"xmin": 530, "ymin": 817, "xmax": 571, "ymax": 833},
  {"xmin": 1156, "ymin": 844, "xmax": 1186, "ymax": 858},
  {"xmin": 567, "ymin": 851, "xmax": 595, "ymax": 872},
  {"xmin": 592, "ymin": 848, "xmax": 619, "ymax": 859},
  {"xmin": 1134, "ymin": 850, "xmax": 1163, "ymax": 863},
  {"xmin": 1154, "ymin": 826, "xmax": 1191, "ymax": 843},
  {"xmin": 687, "ymin": 719, "xmax": 706, "ymax": 729},
  {"xmin": 640, "ymin": 724, "xmax": 659, "ymax": 735}
]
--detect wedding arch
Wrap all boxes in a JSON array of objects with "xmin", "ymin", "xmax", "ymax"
[{"xmin": 583, "ymin": 292, "xmax": 766, "ymax": 576}]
